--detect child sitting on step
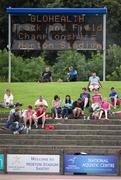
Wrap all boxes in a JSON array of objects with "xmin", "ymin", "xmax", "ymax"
[
  {"xmin": 33, "ymin": 104, "xmax": 46, "ymax": 129},
  {"xmin": 99, "ymin": 98, "xmax": 111, "ymax": 120}
]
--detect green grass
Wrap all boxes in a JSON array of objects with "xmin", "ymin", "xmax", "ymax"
[{"xmin": 0, "ymin": 81, "xmax": 121, "ymax": 112}]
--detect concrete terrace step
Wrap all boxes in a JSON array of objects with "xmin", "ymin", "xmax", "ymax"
[
  {"xmin": 1, "ymin": 118, "xmax": 121, "ymax": 124},
  {"xmin": 0, "ymin": 134, "xmax": 121, "ymax": 140},
  {"xmin": 1, "ymin": 123, "xmax": 121, "ymax": 130},
  {"xmin": 1, "ymin": 129, "xmax": 121, "ymax": 135},
  {"xmin": 1, "ymin": 144, "xmax": 121, "ymax": 149},
  {"xmin": 0, "ymin": 139, "xmax": 121, "ymax": 146}
]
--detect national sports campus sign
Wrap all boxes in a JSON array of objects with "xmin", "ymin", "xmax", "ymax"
[{"xmin": 11, "ymin": 14, "xmax": 103, "ymax": 50}]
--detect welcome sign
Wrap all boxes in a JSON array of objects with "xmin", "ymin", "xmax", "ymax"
[
  {"xmin": 64, "ymin": 155, "xmax": 117, "ymax": 175},
  {"xmin": 7, "ymin": 154, "xmax": 60, "ymax": 173}
]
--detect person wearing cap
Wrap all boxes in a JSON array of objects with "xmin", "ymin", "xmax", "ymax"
[
  {"xmin": 4, "ymin": 103, "xmax": 24, "ymax": 134},
  {"xmin": 32, "ymin": 104, "xmax": 46, "ymax": 129},
  {"xmin": 35, "ymin": 96, "xmax": 48, "ymax": 108}
]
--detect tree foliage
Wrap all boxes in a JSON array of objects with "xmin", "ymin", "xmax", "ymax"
[{"xmin": 0, "ymin": 0, "xmax": 121, "ymax": 81}]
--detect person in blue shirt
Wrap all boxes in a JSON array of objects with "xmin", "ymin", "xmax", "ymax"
[
  {"xmin": 67, "ymin": 66, "xmax": 77, "ymax": 82},
  {"xmin": 109, "ymin": 87, "xmax": 120, "ymax": 108},
  {"xmin": 4, "ymin": 103, "xmax": 24, "ymax": 134},
  {"xmin": 80, "ymin": 87, "xmax": 90, "ymax": 112}
]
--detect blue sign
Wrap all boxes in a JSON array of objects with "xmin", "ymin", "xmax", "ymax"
[
  {"xmin": 64, "ymin": 155, "xmax": 117, "ymax": 175},
  {"xmin": 0, "ymin": 154, "xmax": 4, "ymax": 171}
]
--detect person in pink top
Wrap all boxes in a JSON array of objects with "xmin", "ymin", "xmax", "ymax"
[
  {"xmin": 99, "ymin": 98, "xmax": 111, "ymax": 120},
  {"xmin": 51, "ymin": 95, "xmax": 62, "ymax": 119},
  {"xmin": 22, "ymin": 105, "xmax": 35, "ymax": 130},
  {"xmin": 92, "ymin": 89, "xmax": 102, "ymax": 106}
]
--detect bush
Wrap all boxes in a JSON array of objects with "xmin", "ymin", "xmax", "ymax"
[
  {"xmin": 0, "ymin": 49, "xmax": 46, "ymax": 82},
  {"xmin": 52, "ymin": 50, "xmax": 87, "ymax": 81}
]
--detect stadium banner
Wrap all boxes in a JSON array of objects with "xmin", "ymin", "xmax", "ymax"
[
  {"xmin": 7, "ymin": 154, "xmax": 60, "ymax": 173},
  {"xmin": 0, "ymin": 154, "xmax": 4, "ymax": 172},
  {"xmin": 64, "ymin": 155, "xmax": 117, "ymax": 175}
]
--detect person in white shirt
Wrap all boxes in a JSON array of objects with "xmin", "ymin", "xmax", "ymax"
[
  {"xmin": 87, "ymin": 72, "xmax": 102, "ymax": 91},
  {"xmin": 35, "ymin": 96, "xmax": 48, "ymax": 108},
  {"xmin": 0, "ymin": 89, "xmax": 14, "ymax": 108}
]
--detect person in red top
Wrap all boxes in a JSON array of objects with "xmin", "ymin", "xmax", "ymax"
[{"xmin": 33, "ymin": 104, "xmax": 46, "ymax": 129}]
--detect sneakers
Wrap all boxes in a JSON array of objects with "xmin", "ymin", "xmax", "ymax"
[
  {"xmin": 13, "ymin": 131, "xmax": 19, "ymax": 135},
  {"xmin": 24, "ymin": 126, "xmax": 27, "ymax": 130},
  {"xmin": 28, "ymin": 126, "xmax": 31, "ymax": 130},
  {"xmin": 34, "ymin": 123, "xmax": 38, "ymax": 129}
]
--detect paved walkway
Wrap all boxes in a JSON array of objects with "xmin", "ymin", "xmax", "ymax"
[{"xmin": 0, "ymin": 175, "xmax": 121, "ymax": 180}]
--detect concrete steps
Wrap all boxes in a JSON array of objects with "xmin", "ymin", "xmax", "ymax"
[
  {"xmin": 0, "ymin": 139, "xmax": 121, "ymax": 146},
  {"xmin": 1, "ymin": 128, "xmax": 121, "ymax": 135},
  {"xmin": 0, "ymin": 134, "xmax": 121, "ymax": 140},
  {"xmin": 0, "ymin": 116, "xmax": 121, "ymax": 154}
]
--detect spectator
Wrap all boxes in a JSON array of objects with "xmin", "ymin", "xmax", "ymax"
[
  {"xmin": 67, "ymin": 66, "xmax": 77, "ymax": 82},
  {"xmin": 51, "ymin": 95, "xmax": 62, "ymax": 119},
  {"xmin": 22, "ymin": 105, "xmax": 35, "ymax": 130},
  {"xmin": 35, "ymin": 96, "xmax": 48, "ymax": 108},
  {"xmin": 33, "ymin": 104, "xmax": 46, "ymax": 129},
  {"xmin": 62, "ymin": 95, "xmax": 73, "ymax": 119},
  {"xmin": 80, "ymin": 87, "xmax": 90, "ymax": 112},
  {"xmin": 109, "ymin": 87, "xmax": 121, "ymax": 109},
  {"xmin": 72, "ymin": 98, "xmax": 83, "ymax": 118},
  {"xmin": 92, "ymin": 89, "xmax": 102, "ymax": 107},
  {"xmin": 4, "ymin": 102, "xmax": 24, "ymax": 134},
  {"xmin": 91, "ymin": 103, "xmax": 101, "ymax": 120},
  {"xmin": 87, "ymin": 72, "xmax": 102, "ymax": 91},
  {"xmin": 41, "ymin": 67, "xmax": 52, "ymax": 82},
  {"xmin": 99, "ymin": 98, "xmax": 111, "ymax": 120},
  {"xmin": 0, "ymin": 89, "xmax": 14, "ymax": 108}
]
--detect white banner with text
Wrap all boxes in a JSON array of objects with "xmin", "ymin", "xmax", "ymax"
[{"xmin": 7, "ymin": 154, "xmax": 60, "ymax": 173}]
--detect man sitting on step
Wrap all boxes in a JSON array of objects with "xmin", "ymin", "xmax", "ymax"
[{"xmin": 4, "ymin": 102, "xmax": 24, "ymax": 135}]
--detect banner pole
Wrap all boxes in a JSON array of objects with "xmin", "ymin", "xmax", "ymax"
[
  {"xmin": 103, "ymin": 14, "xmax": 106, "ymax": 82},
  {"xmin": 8, "ymin": 13, "xmax": 11, "ymax": 83}
]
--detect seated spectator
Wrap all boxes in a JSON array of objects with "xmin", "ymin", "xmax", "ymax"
[
  {"xmin": 62, "ymin": 95, "xmax": 73, "ymax": 119},
  {"xmin": 72, "ymin": 98, "xmax": 83, "ymax": 118},
  {"xmin": 87, "ymin": 72, "xmax": 102, "ymax": 91},
  {"xmin": 51, "ymin": 95, "xmax": 62, "ymax": 119},
  {"xmin": 33, "ymin": 104, "xmax": 46, "ymax": 129},
  {"xmin": 40, "ymin": 67, "xmax": 52, "ymax": 82},
  {"xmin": 0, "ymin": 89, "xmax": 14, "ymax": 108},
  {"xmin": 35, "ymin": 96, "xmax": 48, "ymax": 108},
  {"xmin": 4, "ymin": 102, "xmax": 24, "ymax": 135},
  {"xmin": 67, "ymin": 66, "xmax": 77, "ymax": 82},
  {"xmin": 99, "ymin": 98, "xmax": 111, "ymax": 120},
  {"xmin": 92, "ymin": 89, "xmax": 102, "ymax": 107},
  {"xmin": 80, "ymin": 87, "xmax": 90, "ymax": 112},
  {"xmin": 22, "ymin": 105, "xmax": 35, "ymax": 130},
  {"xmin": 109, "ymin": 87, "xmax": 121, "ymax": 109},
  {"xmin": 91, "ymin": 103, "xmax": 101, "ymax": 120}
]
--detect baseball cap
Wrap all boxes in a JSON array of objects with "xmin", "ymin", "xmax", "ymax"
[{"xmin": 14, "ymin": 102, "xmax": 22, "ymax": 107}]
